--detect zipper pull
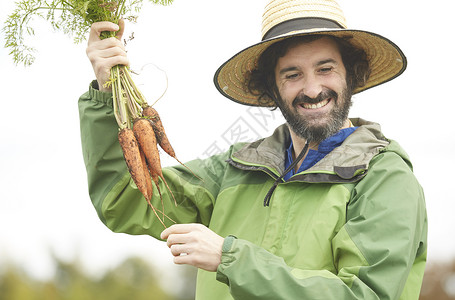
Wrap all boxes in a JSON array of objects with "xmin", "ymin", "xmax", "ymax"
[{"xmin": 263, "ymin": 141, "xmax": 309, "ymax": 206}]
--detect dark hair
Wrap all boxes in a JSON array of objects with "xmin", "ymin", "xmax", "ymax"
[{"xmin": 246, "ymin": 35, "xmax": 371, "ymax": 106}]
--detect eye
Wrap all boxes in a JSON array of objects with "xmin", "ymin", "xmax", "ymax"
[
  {"xmin": 319, "ymin": 66, "xmax": 334, "ymax": 73},
  {"xmin": 285, "ymin": 73, "xmax": 301, "ymax": 80}
]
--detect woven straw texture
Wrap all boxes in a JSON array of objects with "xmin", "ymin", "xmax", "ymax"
[
  {"xmin": 262, "ymin": 0, "xmax": 347, "ymax": 37},
  {"xmin": 214, "ymin": 0, "xmax": 406, "ymax": 107}
]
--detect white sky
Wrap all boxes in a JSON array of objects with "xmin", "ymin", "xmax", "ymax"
[{"xmin": 0, "ymin": 0, "xmax": 454, "ymax": 286}]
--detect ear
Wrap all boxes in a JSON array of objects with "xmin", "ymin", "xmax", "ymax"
[{"xmin": 263, "ymin": 81, "xmax": 280, "ymax": 108}]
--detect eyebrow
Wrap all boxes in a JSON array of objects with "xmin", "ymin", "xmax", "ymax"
[
  {"xmin": 279, "ymin": 66, "xmax": 300, "ymax": 75},
  {"xmin": 315, "ymin": 58, "xmax": 338, "ymax": 67}
]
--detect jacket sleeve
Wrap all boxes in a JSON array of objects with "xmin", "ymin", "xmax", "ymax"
[
  {"xmin": 216, "ymin": 146, "xmax": 427, "ymax": 300},
  {"xmin": 78, "ymin": 82, "xmax": 222, "ymax": 239}
]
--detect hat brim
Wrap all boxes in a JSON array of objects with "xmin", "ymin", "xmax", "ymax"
[{"xmin": 214, "ymin": 28, "xmax": 407, "ymax": 107}]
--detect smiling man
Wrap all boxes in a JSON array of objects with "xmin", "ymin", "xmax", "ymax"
[
  {"xmin": 274, "ymin": 37, "xmax": 353, "ymax": 159},
  {"xmin": 79, "ymin": 0, "xmax": 427, "ymax": 299}
]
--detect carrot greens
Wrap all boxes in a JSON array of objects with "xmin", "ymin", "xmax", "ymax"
[
  {"xmin": 3, "ymin": 0, "xmax": 174, "ymax": 129},
  {"xmin": 3, "ymin": 0, "xmax": 173, "ymax": 66},
  {"xmin": 2, "ymin": 0, "xmax": 202, "ymax": 226}
]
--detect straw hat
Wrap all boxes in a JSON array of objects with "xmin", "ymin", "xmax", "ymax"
[{"xmin": 214, "ymin": 0, "xmax": 407, "ymax": 107}]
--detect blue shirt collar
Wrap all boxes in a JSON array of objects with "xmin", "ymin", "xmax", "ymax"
[{"xmin": 284, "ymin": 126, "xmax": 358, "ymax": 181}]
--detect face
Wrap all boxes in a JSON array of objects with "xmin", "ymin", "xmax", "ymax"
[{"xmin": 274, "ymin": 37, "xmax": 352, "ymax": 143}]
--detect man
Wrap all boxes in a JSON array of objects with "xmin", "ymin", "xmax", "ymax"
[{"xmin": 79, "ymin": 0, "xmax": 427, "ymax": 299}]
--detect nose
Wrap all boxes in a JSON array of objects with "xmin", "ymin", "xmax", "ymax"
[{"xmin": 301, "ymin": 74, "xmax": 322, "ymax": 99}]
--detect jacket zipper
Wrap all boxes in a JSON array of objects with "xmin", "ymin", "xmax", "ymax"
[{"xmin": 226, "ymin": 159, "xmax": 281, "ymax": 181}]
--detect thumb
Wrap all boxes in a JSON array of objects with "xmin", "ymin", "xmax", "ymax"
[
  {"xmin": 88, "ymin": 21, "xmax": 119, "ymax": 43},
  {"xmin": 116, "ymin": 19, "xmax": 126, "ymax": 40}
]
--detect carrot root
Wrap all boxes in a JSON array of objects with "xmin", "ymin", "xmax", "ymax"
[
  {"xmin": 148, "ymin": 201, "xmax": 167, "ymax": 228},
  {"xmin": 154, "ymin": 207, "xmax": 177, "ymax": 224},
  {"xmin": 119, "ymin": 128, "xmax": 171, "ymax": 228},
  {"xmin": 140, "ymin": 148, "xmax": 154, "ymax": 206},
  {"xmin": 142, "ymin": 105, "xmax": 204, "ymax": 182},
  {"xmin": 174, "ymin": 157, "xmax": 205, "ymax": 182},
  {"xmin": 119, "ymin": 106, "xmax": 190, "ymax": 226},
  {"xmin": 159, "ymin": 174, "xmax": 177, "ymax": 206},
  {"xmin": 118, "ymin": 128, "xmax": 150, "ymax": 201}
]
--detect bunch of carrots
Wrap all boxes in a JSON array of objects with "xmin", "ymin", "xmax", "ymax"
[
  {"xmin": 3, "ymin": 0, "xmax": 200, "ymax": 227},
  {"xmin": 120, "ymin": 103, "xmax": 201, "ymax": 228}
]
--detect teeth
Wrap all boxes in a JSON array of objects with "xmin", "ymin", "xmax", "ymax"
[{"xmin": 303, "ymin": 99, "xmax": 329, "ymax": 109}]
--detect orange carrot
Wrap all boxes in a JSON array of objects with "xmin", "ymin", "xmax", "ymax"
[
  {"xmin": 142, "ymin": 105, "xmax": 203, "ymax": 181},
  {"xmin": 142, "ymin": 106, "xmax": 175, "ymax": 156},
  {"xmin": 142, "ymin": 147, "xmax": 172, "ymax": 228},
  {"xmin": 118, "ymin": 128, "xmax": 166, "ymax": 228},
  {"xmin": 150, "ymin": 171, "xmax": 164, "ymax": 221},
  {"xmin": 118, "ymin": 128, "xmax": 150, "ymax": 201},
  {"xmin": 133, "ymin": 118, "xmax": 177, "ymax": 206},
  {"xmin": 140, "ymin": 148, "xmax": 154, "ymax": 207}
]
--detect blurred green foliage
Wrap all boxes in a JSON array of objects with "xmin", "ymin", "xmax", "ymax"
[
  {"xmin": 2, "ymin": 253, "xmax": 454, "ymax": 299},
  {"xmin": 0, "ymin": 255, "xmax": 196, "ymax": 300}
]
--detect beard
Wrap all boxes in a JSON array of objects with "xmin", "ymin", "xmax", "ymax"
[{"xmin": 276, "ymin": 87, "xmax": 352, "ymax": 143}]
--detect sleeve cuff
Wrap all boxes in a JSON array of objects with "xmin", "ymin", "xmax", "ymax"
[
  {"xmin": 216, "ymin": 235, "xmax": 237, "ymax": 285},
  {"xmin": 88, "ymin": 80, "xmax": 114, "ymax": 106}
]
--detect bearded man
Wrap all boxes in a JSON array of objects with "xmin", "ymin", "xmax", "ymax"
[{"xmin": 79, "ymin": 0, "xmax": 427, "ymax": 299}]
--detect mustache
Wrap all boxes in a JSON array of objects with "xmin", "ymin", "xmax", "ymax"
[{"xmin": 292, "ymin": 89, "xmax": 338, "ymax": 106}]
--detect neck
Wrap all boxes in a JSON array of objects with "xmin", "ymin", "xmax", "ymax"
[{"xmin": 289, "ymin": 118, "xmax": 351, "ymax": 170}]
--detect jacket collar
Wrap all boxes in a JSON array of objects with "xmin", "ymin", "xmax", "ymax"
[{"xmin": 229, "ymin": 118, "xmax": 390, "ymax": 183}]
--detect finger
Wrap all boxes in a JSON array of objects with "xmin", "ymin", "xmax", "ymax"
[
  {"xmin": 92, "ymin": 36, "xmax": 125, "ymax": 51},
  {"xmin": 161, "ymin": 224, "xmax": 197, "ymax": 240},
  {"xmin": 173, "ymin": 254, "xmax": 192, "ymax": 265},
  {"xmin": 86, "ymin": 37, "xmax": 126, "ymax": 60},
  {"xmin": 86, "ymin": 38, "xmax": 128, "ymax": 65},
  {"xmin": 166, "ymin": 232, "xmax": 192, "ymax": 248},
  {"xmin": 87, "ymin": 38, "xmax": 125, "ymax": 58},
  {"xmin": 116, "ymin": 19, "xmax": 125, "ymax": 40},
  {"xmin": 88, "ymin": 21, "xmax": 120, "ymax": 43},
  {"xmin": 170, "ymin": 244, "xmax": 189, "ymax": 257},
  {"xmin": 90, "ymin": 44, "xmax": 127, "ymax": 60}
]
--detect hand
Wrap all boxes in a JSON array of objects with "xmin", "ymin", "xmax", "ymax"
[
  {"xmin": 161, "ymin": 224, "xmax": 224, "ymax": 272},
  {"xmin": 86, "ymin": 19, "xmax": 129, "ymax": 92}
]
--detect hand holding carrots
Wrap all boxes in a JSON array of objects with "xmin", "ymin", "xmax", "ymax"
[
  {"xmin": 161, "ymin": 224, "xmax": 224, "ymax": 272},
  {"xmin": 86, "ymin": 19, "xmax": 202, "ymax": 229},
  {"xmin": 86, "ymin": 20, "xmax": 129, "ymax": 92}
]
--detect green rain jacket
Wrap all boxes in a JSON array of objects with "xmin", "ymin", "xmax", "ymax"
[{"xmin": 79, "ymin": 83, "xmax": 427, "ymax": 300}]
